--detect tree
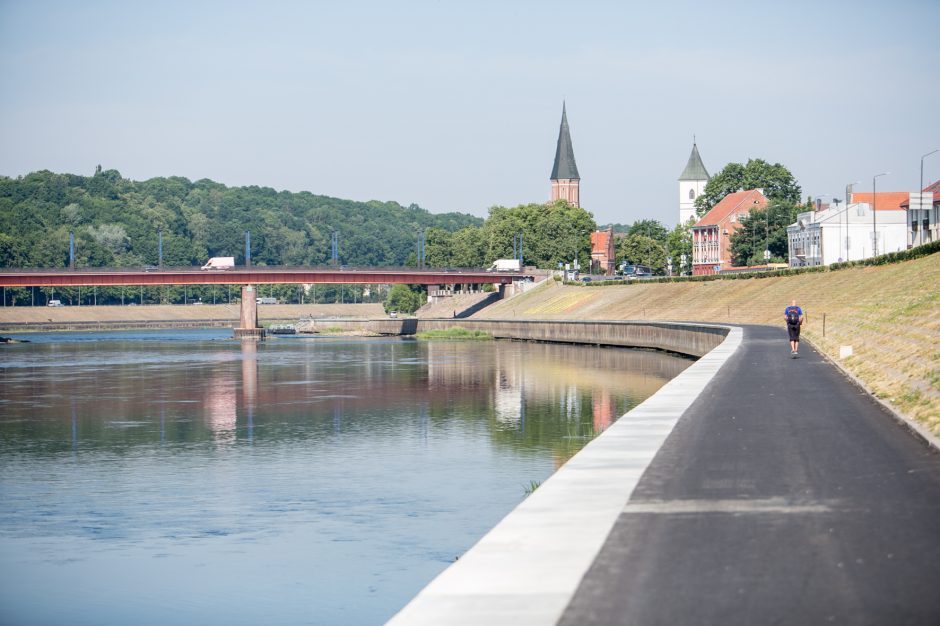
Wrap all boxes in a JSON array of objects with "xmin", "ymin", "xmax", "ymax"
[
  {"xmin": 385, "ymin": 284, "xmax": 424, "ymax": 314},
  {"xmin": 617, "ymin": 233, "xmax": 666, "ymax": 274},
  {"xmin": 729, "ymin": 200, "xmax": 803, "ymax": 265},
  {"xmin": 481, "ymin": 201, "xmax": 595, "ymax": 270},
  {"xmin": 695, "ymin": 159, "xmax": 802, "ymax": 217},
  {"xmin": 627, "ymin": 219, "xmax": 668, "ymax": 242},
  {"xmin": 665, "ymin": 222, "xmax": 692, "ymax": 275}
]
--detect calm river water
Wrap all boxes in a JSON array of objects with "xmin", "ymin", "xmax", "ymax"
[{"xmin": 0, "ymin": 329, "xmax": 691, "ymax": 625}]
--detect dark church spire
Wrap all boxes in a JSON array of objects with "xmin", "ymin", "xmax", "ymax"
[
  {"xmin": 678, "ymin": 141, "xmax": 709, "ymax": 181},
  {"xmin": 551, "ymin": 102, "xmax": 580, "ymax": 181}
]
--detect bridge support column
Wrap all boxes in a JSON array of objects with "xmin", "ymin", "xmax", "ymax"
[{"xmin": 234, "ymin": 285, "xmax": 265, "ymax": 340}]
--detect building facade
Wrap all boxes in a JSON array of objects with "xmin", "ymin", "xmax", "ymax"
[
  {"xmin": 902, "ymin": 179, "xmax": 940, "ymax": 247},
  {"xmin": 550, "ymin": 103, "xmax": 580, "ymax": 207},
  {"xmin": 787, "ymin": 199, "xmax": 907, "ymax": 267},
  {"xmin": 590, "ymin": 228, "xmax": 616, "ymax": 275},
  {"xmin": 691, "ymin": 189, "xmax": 767, "ymax": 275},
  {"xmin": 678, "ymin": 142, "xmax": 709, "ymax": 226}
]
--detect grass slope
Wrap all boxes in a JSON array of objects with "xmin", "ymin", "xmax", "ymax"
[{"xmin": 478, "ymin": 253, "xmax": 940, "ymax": 435}]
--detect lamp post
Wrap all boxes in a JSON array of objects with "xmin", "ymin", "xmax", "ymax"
[
  {"xmin": 872, "ymin": 172, "xmax": 889, "ymax": 257},
  {"xmin": 919, "ymin": 149, "xmax": 940, "ymax": 247}
]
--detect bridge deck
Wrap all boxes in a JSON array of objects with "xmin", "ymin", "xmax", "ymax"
[{"xmin": 0, "ymin": 267, "xmax": 524, "ymax": 287}]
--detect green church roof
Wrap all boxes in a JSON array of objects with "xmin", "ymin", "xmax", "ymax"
[
  {"xmin": 551, "ymin": 103, "xmax": 580, "ymax": 180},
  {"xmin": 679, "ymin": 142, "xmax": 709, "ymax": 181}
]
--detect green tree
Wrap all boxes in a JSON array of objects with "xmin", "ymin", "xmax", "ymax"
[
  {"xmin": 695, "ymin": 159, "xmax": 802, "ymax": 217},
  {"xmin": 385, "ymin": 284, "xmax": 424, "ymax": 314},
  {"xmin": 729, "ymin": 200, "xmax": 803, "ymax": 265},
  {"xmin": 449, "ymin": 226, "xmax": 486, "ymax": 268},
  {"xmin": 482, "ymin": 201, "xmax": 595, "ymax": 270},
  {"xmin": 617, "ymin": 233, "xmax": 666, "ymax": 274},
  {"xmin": 665, "ymin": 222, "xmax": 692, "ymax": 275},
  {"xmin": 0, "ymin": 232, "xmax": 27, "ymax": 267},
  {"xmin": 627, "ymin": 219, "xmax": 669, "ymax": 241}
]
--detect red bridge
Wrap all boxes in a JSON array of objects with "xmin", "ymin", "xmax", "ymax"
[
  {"xmin": 0, "ymin": 266, "xmax": 523, "ymax": 288},
  {"xmin": 0, "ymin": 266, "xmax": 528, "ymax": 339}
]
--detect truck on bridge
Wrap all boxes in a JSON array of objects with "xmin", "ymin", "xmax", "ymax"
[
  {"xmin": 201, "ymin": 257, "xmax": 235, "ymax": 270},
  {"xmin": 488, "ymin": 259, "xmax": 522, "ymax": 272}
]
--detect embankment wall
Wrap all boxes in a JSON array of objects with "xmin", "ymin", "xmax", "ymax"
[{"xmin": 304, "ymin": 318, "xmax": 727, "ymax": 358}]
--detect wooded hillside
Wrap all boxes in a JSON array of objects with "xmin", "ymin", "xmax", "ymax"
[{"xmin": 0, "ymin": 168, "xmax": 482, "ymax": 269}]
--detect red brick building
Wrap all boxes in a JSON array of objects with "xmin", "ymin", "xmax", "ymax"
[
  {"xmin": 692, "ymin": 189, "xmax": 768, "ymax": 275},
  {"xmin": 590, "ymin": 228, "xmax": 615, "ymax": 275}
]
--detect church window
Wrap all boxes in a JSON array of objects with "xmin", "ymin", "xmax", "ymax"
[{"xmin": 689, "ymin": 189, "xmax": 695, "ymax": 200}]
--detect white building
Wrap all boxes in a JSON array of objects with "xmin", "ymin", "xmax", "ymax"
[
  {"xmin": 787, "ymin": 201, "xmax": 907, "ymax": 267},
  {"xmin": 678, "ymin": 142, "xmax": 709, "ymax": 226},
  {"xmin": 904, "ymin": 181, "xmax": 940, "ymax": 247}
]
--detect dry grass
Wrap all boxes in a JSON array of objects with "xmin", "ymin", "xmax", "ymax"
[{"xmin": 478, "ymin": 253, "xmax": 940, "ymax": 435}]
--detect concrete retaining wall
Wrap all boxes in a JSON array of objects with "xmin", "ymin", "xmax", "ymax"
[
  {"xmin": 301, "ymin": 318, "xmax": 727, "ymax": 358},
  {"xmin": 415, "ymin": 319, "xmax": 727, "ymax": 357}
]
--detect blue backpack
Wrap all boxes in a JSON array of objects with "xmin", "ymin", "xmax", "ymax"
[{"xmin": 786, "ymin": 307, "xmax": 801, "ymax": 326}]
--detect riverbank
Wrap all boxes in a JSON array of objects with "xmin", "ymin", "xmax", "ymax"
[
  {"xmin": 474, "ymin": 252, "xmax": 940, "ymax": 436},
  {"xmin": 0, "ymin": 302, "xmax": 386, "ymax": 331}
]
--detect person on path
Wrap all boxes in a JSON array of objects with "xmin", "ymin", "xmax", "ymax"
[{"xmin": 784, "ymin": 299, "xmax": 804, "ymax": 355}]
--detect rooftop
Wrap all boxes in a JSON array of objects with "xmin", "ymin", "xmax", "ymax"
[
  {"xmin": 678, "ymin": 142, "xmax": 709, "ymax": 181},
  {"xmin": 550, "ymin": 103, "xmax": 580, "ymax": 180},
  {"xmin": 693, "ymin": 189, "xmax": 768, "ymax": 228},
  {"xmin": 849, "ymin": 192, "xmax": 910, "ymax": 211}
]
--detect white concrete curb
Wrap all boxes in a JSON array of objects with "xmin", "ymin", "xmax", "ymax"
[{"xmin": 387, "ymin": 325, "xmax": 744, "ymax": 625}]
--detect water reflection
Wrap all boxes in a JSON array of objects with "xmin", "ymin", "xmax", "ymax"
[{"xmin": 0, "ymin": 332, "xmax": 691, "ymax": 625}]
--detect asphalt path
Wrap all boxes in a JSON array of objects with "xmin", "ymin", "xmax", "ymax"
[{"xmin": 559, "ymin": 325, "xmax": 940, "ymax": 625}]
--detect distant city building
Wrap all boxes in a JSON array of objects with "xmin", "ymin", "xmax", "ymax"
[
  {"xmin": 787, "ymin": 197, "xmax": 907, "ymax": 267},
  {"xmin": 550, "ymin": 103, "xmax": 580, "ymax": 207},
  {"xmin": 691, "ymin": 189, "xmax": 767, "ymax": 275},
  {"xmin": 901, "ymin": 179, "xmax": 940, "ymax": 247},
  {"xmin": 678, "ymin": 141, "xmax": 709, "ymax": 225},
  {"xmin": 590, "ymin": 227, "xmax": 616, "ymax": 275}
]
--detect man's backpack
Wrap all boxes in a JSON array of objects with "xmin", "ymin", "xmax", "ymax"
[{"xmin": 786, "ymin": 308, "xmax": 801, "ymax": 326}]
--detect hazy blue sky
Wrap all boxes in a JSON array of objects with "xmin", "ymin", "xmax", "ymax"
[{"xmin": 2, "ymin": 0, "xmax": 938, "ymax": 226}]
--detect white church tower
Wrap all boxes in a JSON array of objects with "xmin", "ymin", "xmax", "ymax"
[{"xmin": 678, "ymin": 141, "xmax": 709, "ymax": 225}]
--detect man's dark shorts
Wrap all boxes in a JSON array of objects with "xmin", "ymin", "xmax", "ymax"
[{"xmin": 787, "ymin": 323, "xmax": 801, "ymax": 341}]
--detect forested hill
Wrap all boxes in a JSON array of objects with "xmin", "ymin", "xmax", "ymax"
[{"xmin": 0, "ymin": 169, "xmax": 483, "ymax": 268}]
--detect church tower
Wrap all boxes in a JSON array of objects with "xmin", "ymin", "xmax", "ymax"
[
  {"xmin": 550, "ymin": 103, "xmax": 580, "ymax": 207},
  {"xmin": 678, "ymin": 141, "xmax": 709, "ymax": 225}
]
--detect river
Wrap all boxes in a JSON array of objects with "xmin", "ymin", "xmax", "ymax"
[{"xmin": 0, "ymin": 329, "xmax": 691, "ymax": 625}]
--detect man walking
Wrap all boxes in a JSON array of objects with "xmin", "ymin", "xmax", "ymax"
[{"xmin": 784, "ymin": 299, "xmax": 804, "ymax": 356}]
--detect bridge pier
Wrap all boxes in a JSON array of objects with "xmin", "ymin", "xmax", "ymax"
[{"xmin": 234, "ymin": 285, "xmax": 265, "ymax": 340}]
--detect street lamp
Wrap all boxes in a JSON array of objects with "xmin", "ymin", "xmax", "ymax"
[
  {"xmin": 872, "ymin": 173, "xmax": 889, "ymax": 257},
  {"xmin": 918, "ymin": 149, "xmax": 940, "ymax": 247}
]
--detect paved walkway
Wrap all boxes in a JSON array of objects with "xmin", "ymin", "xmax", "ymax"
[{"xmin": 560, "ymin": 325, "xmax": 940, "ymax": 625}]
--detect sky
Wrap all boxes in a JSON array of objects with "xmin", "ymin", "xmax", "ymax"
[{"xmin": 1, "ymin": 0, "xmax": 938, "ymax": 227}]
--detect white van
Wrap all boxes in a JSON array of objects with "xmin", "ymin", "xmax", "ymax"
[
  {"xmin": 201, "ymin": 257, "xmax": 235, "ymax": 270},
  {"xmin": 47, "ymin": 300, "xmax": 63, "ymax": 307}
]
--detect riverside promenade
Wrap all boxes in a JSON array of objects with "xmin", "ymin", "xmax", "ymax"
[{"xmin": 390, "ymin": 324, "xmax": 940, "ymax": 625}]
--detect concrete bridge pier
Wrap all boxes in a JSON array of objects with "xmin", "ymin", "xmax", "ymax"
[{"xmin": 234, "ymin": 285, "xmax": 265, "ymax": 340}]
